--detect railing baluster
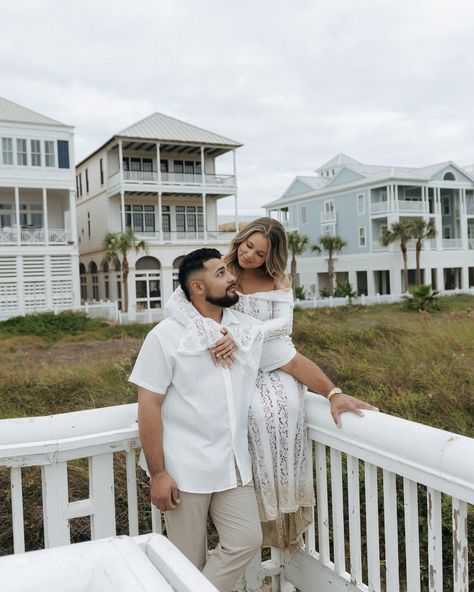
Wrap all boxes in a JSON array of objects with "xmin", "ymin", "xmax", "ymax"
[
  {"xmin": 316, "ymin": 442, "xmax": 330, "ymax": 564},
  {"xmin": 403, "ymin": 477, "xmax": 420, "ymax": 592},
  {"xmin": 151, "ymin": 504, "xmax": 162, "ymax": 534},
  {"xmin": 330, "ymin": 449, "xmax": 345, "ymax": 575},
  {"xmin": 41, "ymin": 462, "xmax": 70, "ymax": 547},
  {"xmin": 383, "ymin": 470, "xmax": 400, "ymax": 592},
  {"xmin": 427, "ymin": 488, "xmax": 443, "ymax": 592},
  {"xmin": 303, "ymin": 437, "xmax": 316, "ymax": 554},
  {"xmin": 452, "ymin": 497, "xmax": 468, "ymax": 592},
  {"xmin": 347, "ymin": 455, "xmax": 362, "ymax": 586},
  {"xmin": 10, "ymin": 467, "xmax": 25, "ymax": 553},
  {"xmin": 89, "ymin": 453, "xmax": 116, "ymax": 539},
  {"xmin": 126, "ymin": 449, "xmax": 139, "ymax": 536},
  {"xmin": 365, "ymin": 462, "xmax": 381, "ymax": 592}
]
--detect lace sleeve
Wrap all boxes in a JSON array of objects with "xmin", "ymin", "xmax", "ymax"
[
  {"xmin": 164, "ymin": 287, "xmax": 200, "ymax": 325},
  {"xmin": 260, "ymin": 293, "xmax": 294, "ymax": 340}
]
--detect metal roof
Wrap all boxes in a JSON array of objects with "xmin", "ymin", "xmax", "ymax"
[
  {"xmin": 117, "ymin": 112, "xmax": 242, "ymax": 147},
  {"xmin": 0, "ymin": 97, "xmax": 68, "ymax": 126},
  {"xmin": 316, "ymin": 153, "xmax": 361, "ymax": 172}
]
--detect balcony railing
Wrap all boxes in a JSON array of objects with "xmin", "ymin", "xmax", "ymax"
[
  {"xmin": 109, "ymin": 171, "xmax": 236, "ymax": 189},
  {"xmin": 133, "ymin": 230, "xmax": 235, "ymax": 243},
  {"xmin": 371, "ymin": 201, "xmax": 389, "ymax": 214},
  {"xmin": 0, "ymin": 228, "xmax": 73, "ymax": 245},
  {"xmin": 371, "ymin": 201, "xmax": 427, "ymax": 215},
  {"xmin": 442, "ymin": 238, "xmax": 463, "ymax": 249},
  {"xmin": 0, "ymin": 395, "xmax": 472, "ymax": 591},
  {"xmin": 320, "ymin": 210, "xmax": 337, "ymax": 223},
  {"xmin": 469, "ymin": 238, "xmax": 474, "ymax": 249},
  {"xmin": 467, "ymin": 202, "xmax": 474, "ymax": 215}
]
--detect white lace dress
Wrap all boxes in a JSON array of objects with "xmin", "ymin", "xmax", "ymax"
[
  {"xmin": 164, "ymin": 288, "xmax": 314, "ymax": 548},
  {"xmin": 232, "ymin": 290, "xmax": 314, "ymax": 548}
]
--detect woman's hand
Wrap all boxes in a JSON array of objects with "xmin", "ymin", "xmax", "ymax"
[
  {"xmin": 210, "ymin": 328, "xmax": 237, "ymax": 368},
  {"xmin": 330, "ymin": 393, "xmax": 379, "ymax": 428}
]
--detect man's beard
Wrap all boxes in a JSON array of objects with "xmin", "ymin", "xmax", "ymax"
[{"xmin": 205, "ymin": 289, "xmax": 239, "ymax": 308}]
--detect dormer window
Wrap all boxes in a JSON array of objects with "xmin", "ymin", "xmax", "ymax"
[{"xmin": 443, "ymin": 172, "xmax": 456, "ymax": 181}]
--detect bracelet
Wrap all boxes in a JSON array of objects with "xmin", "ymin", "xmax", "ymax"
[{"xmin": 327, "ymin": 387, "xmax": 343, "ymax": 401}]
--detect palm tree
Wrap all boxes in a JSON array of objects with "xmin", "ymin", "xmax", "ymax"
[
  {"xmin": 410, "ymin": 219, "xmax": 437, "ymax": 287},
  {"xmin": 312, "ymin": 234, "xmax": 347, "ymax": 297},
  {"xmin": 381, "ymin": 220, "xmax": 413, "ymax": 293},
  {"xmin": 287, "ymin": 231, "xmax": 309, "ymax": 297},
  {"xmin": 103, "ymin": 228, "xmax": 147, "ymax": 313}
]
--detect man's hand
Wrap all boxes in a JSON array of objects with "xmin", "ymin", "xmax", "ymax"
[
  {"xmin": 329, "ymin": 393, "xmax": 379, "ymax": 428},
  {"xmin": 150, "ymin": 471, "xmax": 181, "ymax": 511}
]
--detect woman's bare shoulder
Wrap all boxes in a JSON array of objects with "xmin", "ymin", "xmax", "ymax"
[{"xmin": 275, "ymin": 276, "xmax": 292, "ymax": 291}]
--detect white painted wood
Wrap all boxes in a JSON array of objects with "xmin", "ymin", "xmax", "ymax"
[
  {"xmin": 152, "ymin": 503, "xmax": 162, "ymax": 534},
  {"xmin": 303, "ymin": 437, "xmax": 316, "ymax": 554},
  {"xmin": 403, "ymin": 477, "xmax": 420, "ymax": 592},
  {"xmin": 10, "ymin": 467, "xmax": 25, "ymax": 553},
  {"xmin": 315, "ymin": 442, "xmax": 330, "ymax": 564},
  {"xmin": 346, "ymin": 455, "xmax": 362, "ymax": 586},
  {"xmin": 427, "ymin": 488, "xmax": 443, "ymax": 592},
  {"xmin": 126, "ymin": 449, "xmax": 139, "ymax": 536},
  {"xmin": 330, "ymin": 448, "xmax": 345, "ymax": 576},
  {"xmin": 383, "ymin": 469, "xmax": 399, "ymax": 592},
  {"xmin": 365, "ymin": 462, "xmax": 381, "ymax": 592},
  {"xmin": 452, "ymin": 498, "xmax": 468, "ymax": 592},
  {"xmin": 89, "ymin": 453, "xmax": 116, "ymax": 539},
  {"xmin": 41, "ymin": 462, "xmax": 70, "ymax": 548}
]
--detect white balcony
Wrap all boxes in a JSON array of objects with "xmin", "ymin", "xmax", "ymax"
[
  {"xmin": 371, "ymin": 201, "xmax": 389, "ymax": 214},
  {"xmin": 398, "ymin": 200, "xmax": 426, "ymax": 213},
  {"xmin": 467, "ymin": 202, "xmax": 474, "ymax": 215},
  {"xmin": 134, "ymin": 230, "xmax": 235, "ymax": 244},
  {"xmin": 108, "ymin": 171, "xmax": 236, "ymax": 190},
  {"xmin": 1, "ymin": 395, "xmax": 472, "ymax": 592},
  {"xmin": 0, "ymin": 227, "xmax": 73, "ymax": 245},
  {"xmin": 320, "ymin": 210, "xmax": 337, "ymax": 223}
]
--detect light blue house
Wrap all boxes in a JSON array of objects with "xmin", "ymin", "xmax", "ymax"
[{"xmin": 264, "ymin": 154, "xmax": 474, "ymax": 296}]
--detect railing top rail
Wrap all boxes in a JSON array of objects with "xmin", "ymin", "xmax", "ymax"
[{"xmin": 305, "ymin": 395, "xmax": 474, "ymax": 504}]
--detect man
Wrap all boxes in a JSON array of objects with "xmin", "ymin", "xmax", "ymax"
[{"xmin": 130, "ymin": 248, "xmax": 297, "ymax": 592}]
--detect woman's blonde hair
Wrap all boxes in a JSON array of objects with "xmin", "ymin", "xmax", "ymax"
[{"xmin": 225, "ymin": 217, "xmax": 288, "ymax": 283}]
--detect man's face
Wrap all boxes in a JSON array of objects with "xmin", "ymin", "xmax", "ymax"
[{"xmin": 200, "ymin": 258, "xmax": 239, "ymax": 307}]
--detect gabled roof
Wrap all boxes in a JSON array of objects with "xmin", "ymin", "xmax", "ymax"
[
  {"xmin": 316, "ymin": 153, "xmax": 361, "ymax": 172},
  {"xmin": 0, "ymin": 97, "xmax": 68, "ymax": 126},
  {"xmin": 117, "ymin": 112, "xmax": 242, "ymax": 147}
]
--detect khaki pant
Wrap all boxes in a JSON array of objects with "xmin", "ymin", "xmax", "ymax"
[{"xmin": 164, "ymin": 481, "xmax": 262, "ymax": 592}]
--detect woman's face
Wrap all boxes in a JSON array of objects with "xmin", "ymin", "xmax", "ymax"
[{"xmin": 237, "ymin": 232, "xmax": 269, "ymax": 270}]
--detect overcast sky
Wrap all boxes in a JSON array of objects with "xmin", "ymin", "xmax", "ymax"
[{"xmin": 2, "ymin": 0, "xmax": 474, "ymax": 215}]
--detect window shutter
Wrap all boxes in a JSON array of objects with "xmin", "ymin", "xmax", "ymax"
[{"xmin": 57, "ymin": 140, "xmax": 70, "ymax": 169}]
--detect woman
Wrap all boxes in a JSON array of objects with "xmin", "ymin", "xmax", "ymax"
[{"xmin": 165, "ymin": 217, "xmax": 376, "ymax": 548}]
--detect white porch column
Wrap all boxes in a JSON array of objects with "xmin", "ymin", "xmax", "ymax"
[
  {"xmin": 435, "ymin": 188, "xmax": 443, "ymax": 251},
  {"xmin": 160, "ymin": 266, "xmax": 174, "ymax": 307},
  {"xmin": 69, "ymin": 190, "xmax": 78, "ymax": 244},
  {"xmin": 233, "ymin": 149, "xmax": 239, "ymax": 232},
  {"xmin": 390, "ymin": 266, "xmax": 403, "ymax": 296},
  {"xmin": 200, "ymin": 146, "xmax": 205, "ymax": 185},
  {"xmin": 157, "ymin": 191, "xmax": 163, "ymax": 243},
  {"xmin": 156, "ymin": 143, "xmax": 161, "ymax": 184},
  {"xmin": 202, "ymin": 193, "xmax": 208, "ymax": 241},
  {"xmin": 44, "ymin": 255, "xmax": 53, "ymax": 309},
  {"xmin": 367, "ymin": 269, "xmax": 376, "ymax": 296},
  {"xmin": 42, "ymin": 188, "xmax": 49, "ymax": 245},
  {"xmin": 14, "ymin": 186, "xmax": 20, "ymax": 246},
  {"xmin": 120, "ymin": 191, "xmax": 125, "ymax": 231},
  {"xmin": 118, "ymin": 140, "xmax": 124, "ymax": 182},
  {"xmin": 71, "ymin": 253, "xmax": 81, "ymax": 307},
  {"xmin": 127, "ymin": 266, "xmax": 136, "ymax": 321},
  {"xmin": 460, "ymin": 189, "xmax": 468, "ymax": 250},
  {"xmin": 461, "ymin": 266, "xmax": 469, "ymax": 290},
  {"xmin": 16, "ymin": 255, "xmax": 25, "ymax": 314},
  {"xmin": 436, "ymin": 267, "xmax": 444, "ymax": 292},
  {"xmin": 394, "ymin": 184, "xmax": 399, "ymax": 211},
  {"xmin": 348, "ymin": 270, "xmax": 357, "ymax": 291}
]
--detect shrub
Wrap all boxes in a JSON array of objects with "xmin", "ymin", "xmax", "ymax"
[
  {"xmin": 334, "ymin": 281, "xmax": 357, "ymax": 300},
  {"xmin": 295, "ymin": 286, "xmax": 307, "ymax": 300},
  {"xmin": 403, "ymin": 285, "xmax": 440, "ymax": 311}
]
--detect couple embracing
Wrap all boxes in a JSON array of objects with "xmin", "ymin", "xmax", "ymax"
[{"xmin": 129, "ymin": 217, "xmax": 376, "ymax": 592}]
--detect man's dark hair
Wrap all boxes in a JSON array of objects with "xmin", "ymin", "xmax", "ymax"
[{"xmin": 178, "ymin": 248, "xmax": 222, "ymax": 300}]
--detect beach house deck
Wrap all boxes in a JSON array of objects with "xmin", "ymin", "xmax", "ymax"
[{"xmin": 0, "ymin": 395, "xmax": 472, "ymax": 591}]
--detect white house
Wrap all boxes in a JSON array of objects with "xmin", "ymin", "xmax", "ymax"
[
  {"xmin": 265, "ymin": 154, "xmax": 474, "ymax": 297},
  {"xmin": 0, "ymin": 97, "xmax": 80, "ymax": 319},
  {"xmin": 75, "ymin": 112, "xmax": 241, "ymax": 318}
]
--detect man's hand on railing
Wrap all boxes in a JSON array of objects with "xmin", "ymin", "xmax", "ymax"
[
  {"xmin": 329, "ymin": 393, "xmax": 379, "ymax": 428},
  {"xmin": 150, "ymin": 471, "xmax": 181, "ymax": 512}
]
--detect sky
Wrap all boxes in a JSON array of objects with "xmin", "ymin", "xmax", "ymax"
[{"xmin": 1, "ymin": 0, "xmax": 474, "ymax": 215}]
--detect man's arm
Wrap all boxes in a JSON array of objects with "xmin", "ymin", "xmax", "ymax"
[
  {"xmin": 280, "ymin": 353, "xmax": 378, "ymax": 428},
  {"xmin": 138, "ymin": 387, "xmax": 180, "ymax": 511}
]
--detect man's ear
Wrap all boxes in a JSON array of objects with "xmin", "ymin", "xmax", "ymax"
[{"xmin": 189, "ymin": 278, "xmax": 205, "ymax": 295}]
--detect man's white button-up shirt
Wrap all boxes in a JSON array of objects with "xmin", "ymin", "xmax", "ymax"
[{"xmin": 129, "ymin": 307, "xmax": 296, "ymax": 494}]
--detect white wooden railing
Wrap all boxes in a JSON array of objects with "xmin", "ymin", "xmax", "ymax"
[
  {"xmin": 0, "ymin": 228, "xmax": 73, "ymax": 245},
  {"xmin": 108, "ymin": 171, "xmax": 236, "ymax": 188},
  {"xmin": 0, "ymin": 396, "xmax": 472, "ymax": 591}
]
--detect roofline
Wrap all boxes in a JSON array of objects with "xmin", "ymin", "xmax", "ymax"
[
  {"xmin": 0, "ymin": 118, "xmax": 74, "ymax": 130},
  {"xmin": 76, "ymin": 134, "xmax": 242, "ymax": 168}
]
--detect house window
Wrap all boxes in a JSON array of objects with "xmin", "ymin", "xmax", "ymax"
[
  {"xmin": 16, "ymin": 139, "xmax": 28, "ymax": 166},
  {"xmin": 442, "ymin": 197, "xmax": 451, "ymax": 215},
  {"xmin": 0, "ymin": 203, "xmax": 13, "ymax": 227},
  {"xmin": 2, "ymin": 138, "xmax": 13, "ymax": 165},
  {"xmin": 160, "ymin": 159, "xmax": 169, "ymax": 173},
  {"xmin": 321, "ymin": 224, "xmax": 335, "ymax": 236},
  {"xmin": 79, "ymin": 173, "xmax": 83, "ymax": 197},
  {"xmin": 57, "ymin": 140, "xmax": 70, "ymax": 168},
  {"xmin": 174, "ymin": 161, "xmax": 184, "ymax": 173},
  {"xmin": 125, "ymin": 204, "xmax": 156, "ymax": 233},
  {"xmin": 176, "ymin": 205, "xmax": 204, "ymax": 236},
  {"xmin": 443, "ymin": 172, "xmax": 456, "ymax": 181},
  {"xmin": 185, "ymin": 161, "xmax": 194, "ymax": 175},
  {"xmin": 196, "ymin": 161, "xmax": 202, "ymax": 175},
  {"xmin": 143, "ymin": 158, "xmax": 153, "ymax": 172},
  {"xmin": 122, "ymin": 157, "xmax": 129, "ymax": 171},
  {"xmin": 92, "ymin": 273, "xmax": 99, "ymax": 300},
  {"xmin": 44, "ymin": 141, "xmax": 55, "ymax": 167},
  {"xmin": 20, "ymin": 203, "xmax": 43, "ymax": 227},
  {"xmin": 85, "ymin": 169, "xmax": 89, "ymax": 193},
  {"xmin": 443, "ymin": 226, "xmax": 452, "ymax": 239},
  {"xmin": 359, "ymin": 226, "xmax": 366, "ymax": 247},
  {"xmin": 300, "ymin": 205, "xmax": 307, "ymax": 224},
  {"xmin": 162, "ymin": 205, "xmax": 171, "ymax": 238},
  {"xmin": 357, "ymin": 193, "xmax": 365, "ymax": 215},
  {"xmin": 76, "ymin": 176, "xmax": 79, "ymax": 197},
  {"xmin": 80, "ymin": 275, "xmax": 87, "ymax": 301},
  {"xmin": 100, "ymin": 158, "xmax": 104, "ymax": 185},
  {"xmin": 31, "ymin": 139, "xmax": 41, "ymax": 166},
  {"xmin": 131, "ymin": 158, "xmax": 141, "ymax": 172}
]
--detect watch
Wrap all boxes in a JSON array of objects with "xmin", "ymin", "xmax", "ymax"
[{"xmin": 327, "ymin": 387, "xmax": 343, "ymax": 401}]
